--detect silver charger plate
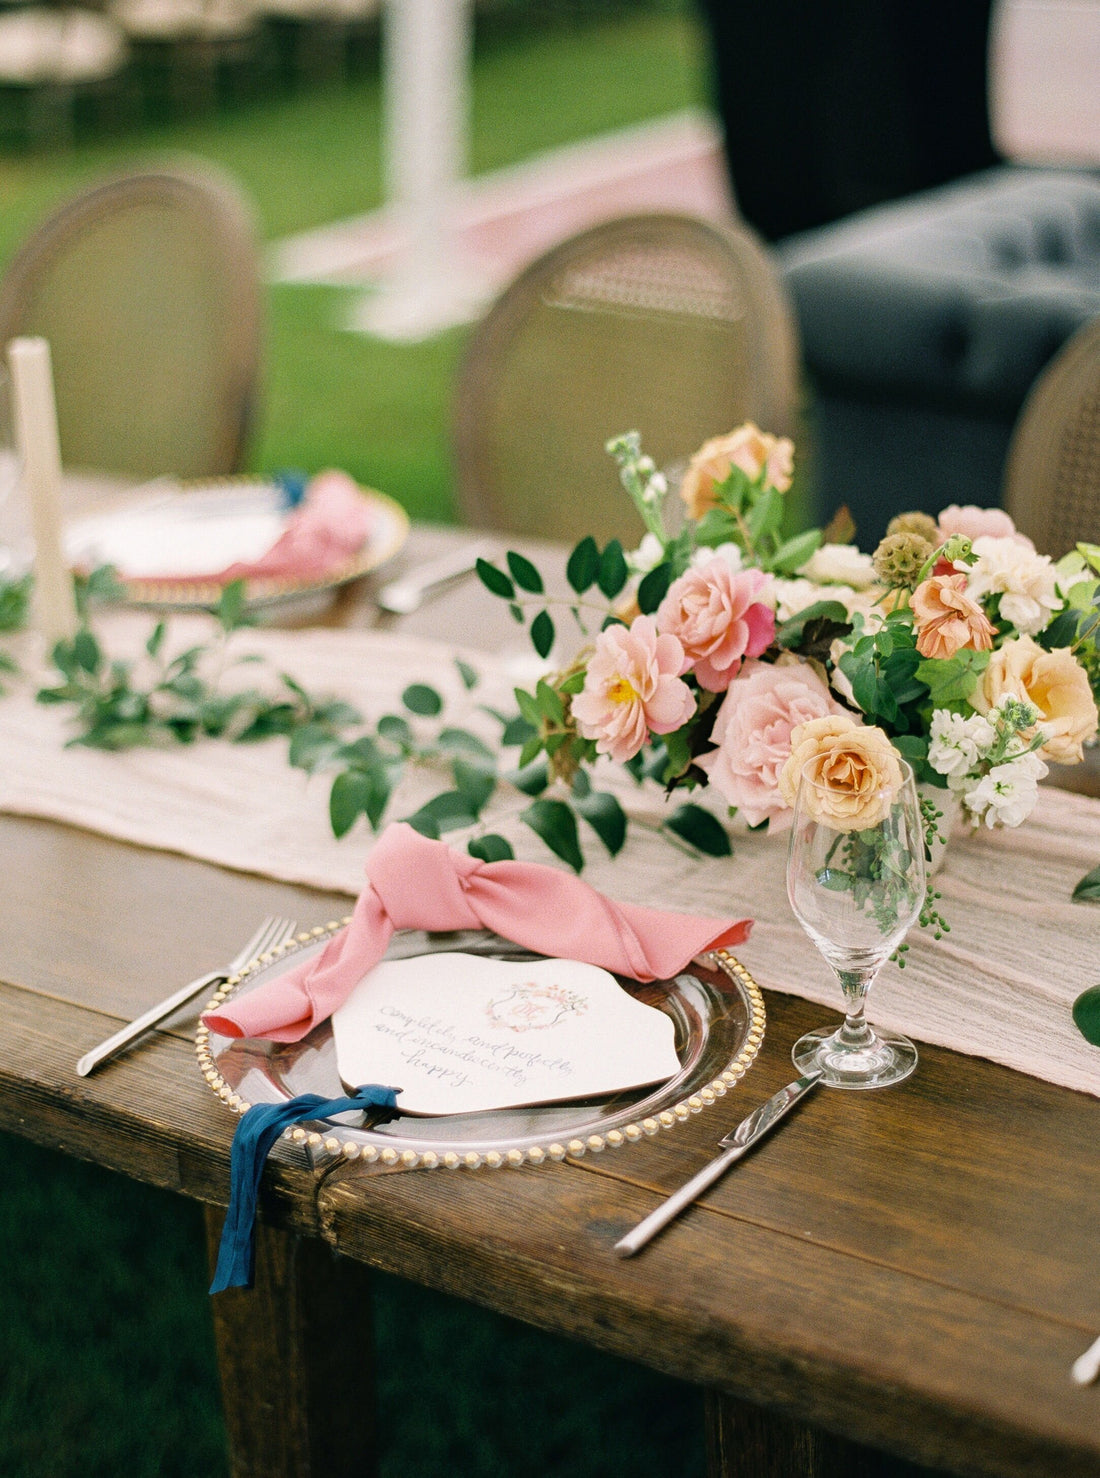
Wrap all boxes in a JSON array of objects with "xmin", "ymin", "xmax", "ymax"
[{"xmin": 197, "ymin": 925, "xmax": 766, "ymax": 1171}]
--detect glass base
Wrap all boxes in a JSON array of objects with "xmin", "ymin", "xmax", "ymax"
[{"xmin": 792, "ymin": 1024, "xmax": 918, "ymax": 1090}]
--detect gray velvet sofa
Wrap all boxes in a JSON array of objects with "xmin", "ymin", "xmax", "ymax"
[{"xmin": 778, "ymin": 167, "xmax": 1100, "ymax": 544}]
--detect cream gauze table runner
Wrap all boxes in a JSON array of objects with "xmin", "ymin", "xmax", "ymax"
[{"xmin": 2, "ymin": 613, "xmax": 1099, "ymax": 1097}]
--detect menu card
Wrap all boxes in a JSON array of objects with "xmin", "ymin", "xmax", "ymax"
[{"xmin": 330, "ymin": 952, "xmax": 681, "ymax": 1116}]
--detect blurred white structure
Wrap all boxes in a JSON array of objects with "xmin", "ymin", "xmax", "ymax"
[
  {"xmin": 990, "ymin": 0, "xmax": 1100, "ymax": 164},
  {"xmin": 346, "ymin": 0, "xmax": 484, "ymax": 340},
  {"xmin": 272, "ymin": 110, "xmax": 733, "ymax": 337}
]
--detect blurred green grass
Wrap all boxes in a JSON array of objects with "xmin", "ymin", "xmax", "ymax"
[
  {"xmin": 2, "ymin": 9, "xmax": 717, "ymax": 1477},
  {"xmin": 0, "ymin": 7, "xmax": 708, "ymax": 522}
]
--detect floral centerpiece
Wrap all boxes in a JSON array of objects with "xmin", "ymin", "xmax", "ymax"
[{"xmin": 466, "ymin": 423, "xmax": 1100, "ymax": 878}]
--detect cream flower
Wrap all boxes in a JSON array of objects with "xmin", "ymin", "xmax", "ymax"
[
  {"xmin": 695, "ymin": 658, "xmax": 847, "ymax": 826},
  {"xmin": 656, "ymin": 559, "xmax": 775, "ymax": 692},
  {"xmin": 679, "ymin": 423, "xmax": 794, "ymax": 519},
  {"xmin": 965, "ymin": 535, "xmax": 1061, "ymax": 635},
  {"xmin": 779, "ymin": 715, "xmax": 904, "ymax": 831},
  {"xmin": 910, "ymin": 573, "xmax": 997, "ymax": 660},
  {"xmin": 798, "ymin": 543, "xmax": 877, "ymax": 589},
  {"xmin": 571, "ymin": 616, "xmax": 695, "ymax": 764},
  {"xmin": 972, "ymin": 635, "xmax": 1098, "ymax": 764}
]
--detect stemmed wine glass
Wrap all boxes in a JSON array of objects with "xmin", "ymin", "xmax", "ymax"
[{"xmin": 786, "ymin": 754, "xmax": 926, "ymax": 1089}]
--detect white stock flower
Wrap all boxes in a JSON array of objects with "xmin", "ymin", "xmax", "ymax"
[
  {"xmin": 690, "ymin": 541, "xmax": 744, "ymax": 574},
  {"xmin": 966, "ymin": 536, "xmax": 1062, "ymax": 635},
  {"xmin": 798, "ymin": 543, "xmax": 877, "ymax": 589},
  {"xmin": 962, "ymin": 753, "xmax": 1046, "ymax": 828},
  {"xmin": 627, "ymin": 532, "xmax": 665, "ymax": 575},
  {"xmin": 928, "ymin": 710, "xmax": 996, "ymax": 784},
  {"xmin": 772, "ymin": 577, "xmax": 883, "ymax": 627}
]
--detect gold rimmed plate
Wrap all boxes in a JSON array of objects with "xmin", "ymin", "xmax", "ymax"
[
  {"xmin": 65, "ymin": 475, "xmax": 409, "ymax": 611},
  {"xmin": 197, "ymin": 926, "xmax": 766, "ymax": 1172}
]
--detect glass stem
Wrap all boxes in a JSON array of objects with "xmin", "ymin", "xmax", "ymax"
[{"xmin": 834, "ymin": 968, "xmax": 877, "ymax": 1049}]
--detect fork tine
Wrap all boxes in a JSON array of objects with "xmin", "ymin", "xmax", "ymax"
[{"xmin": 229, "ymin": 915, "xmax": 295, "ymax": 974}]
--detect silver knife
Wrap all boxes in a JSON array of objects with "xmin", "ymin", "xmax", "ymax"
[{"xmin": 613, "ymin": 1070, "xmax": 823, "ymax": 1257}]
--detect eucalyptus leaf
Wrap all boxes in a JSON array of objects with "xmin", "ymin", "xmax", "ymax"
[
  {"xmin": 475, "ymin": 558, "xmax": 514, "ymax": 600},
  {"xmin": 637, "ymin": 562, "xmax": 672, "ymax": 615},
  {"xmin": 403, "ymin": 790, "xmax": 479, "ymax": 835},
  {"xmin": 437, "ymin": 727, "xmax": 495, "ymax": 762},
  {"xmin": 506, "ymin": 758, "xmax": 550, "ymax": 796},
  {"xmin": 521, "ymin": 797, "xmax": 584, "ymax": 871},
  {"xmin": 530, "ymin": 609, "xmax": 555, "ymax": 659},
  {"xmin": 664, "ymin": 804, "xmax": 732, "ymax": 857},
  {"xmin": 1072, "ymin": 985, "xmax": 1100, "ymax": 1046},
  {"xmin": 566, "ymin": 536, "xmax": 600, "ymax": 593},
  {"xmin": 506, "ymin": 551, "xmax": 544, "ymax": 594},
  {"xmin": 535, "ymin": 679, "xmax": 564, "ymax": 725},
  {"xmin": 468, "ymin": 834, "xmax": 514, "ymax": 864},
  {"xmin": 1072, "ymin": 865, "xmax": 1100, "ymax": 903},
  {"xmin": 289, "ymin": 723, "xmax": 342, "ymax": 772},
  {"xmin": 501, "ymin": 714, "xmax": 536, "ymax": 747},
  {"xmin": 329, "ymin": 769, "xmax": 373, "ymax": 838},
  {"xmin": 451, "ymin": 756, "xmax": 496, "ymax": 813},
  {"xmin": 402, "ymin": 682, "xmax": 443, "ymax": 717},
  {"xmin": 377, "ymin": 713, "xmax": 414, "ymax": 749},
  {"xmin": 575, "ymin": 789, "xmax": 627, "ymax": 856},
  {"xmin": 597, "ymin": 540, "xmax": 628, "ymax": 599},
  {"xmin": 455, "ymin": 658, "xmax": 478, "ymax": 690}
]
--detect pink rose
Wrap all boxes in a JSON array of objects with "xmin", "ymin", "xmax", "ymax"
[
  {"xmin": 656, "ymin": 559, "xmax": 775, "ymax": 692},
  {"xmin": 695, "ymin": 659, "xmax": 847, "ymax": 826},
  {"xmin": 936, "ymin": 504, "xmax": 1032, "ymax": 548},
  {"xmin": 572, "ymin": 616, "xmax": 695, "ymax": 764}
]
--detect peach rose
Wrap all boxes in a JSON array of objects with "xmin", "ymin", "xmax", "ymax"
[
  {"xmin": 936, "ymin": 504, "xmax": 1030, "ymax": 546},
  {"xmin": 572, "ymin": 616, "xmax": 696, "ymax": 764},
  {"xmin": 779, "ymin": 715, "xmax": 904, "ymax": 831},
  {"xmin": 656, "ymin": 559, "xmax": 775, "ymax": 692},
  {"xmin": 695, "ymin": 658, "xmax": 847, "ymax": 826},
  {"xmin": 680, "ymin": 423, "xmax": 794, "ymax": 519},
  {"xmin": 972, "ymin": 635, "xmax": 1098, "ymax": 764},
  {"xmin": 911, "ymin": 573, "xmax": 996, "ymax": 660}
]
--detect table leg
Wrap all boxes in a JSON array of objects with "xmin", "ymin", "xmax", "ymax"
[
  {"xmin": 204, "ymin": 1208, "xmax": 379, "ymax": 1478},
  {"xmin": 705, "ymin": 1389, "xmax": 885, "ymax": 1477}
]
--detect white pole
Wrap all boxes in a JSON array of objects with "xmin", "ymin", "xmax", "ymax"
[
  {"xmin": 351, "ymin": 0, "xmax": 486, "ymax": 340},
  {"xmin": 6, "ymin": 337, "xmax": 77, "ymax": 648}
]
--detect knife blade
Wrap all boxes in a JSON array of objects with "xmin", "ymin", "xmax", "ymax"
[{"xmin": 613, "ymin": 1070, "xmax": 823, "ymax": 1258}]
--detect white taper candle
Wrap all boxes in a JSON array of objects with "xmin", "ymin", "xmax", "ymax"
[{"xmin": 6, "ymin": 336, "xmax": 76, "ymax": 647}]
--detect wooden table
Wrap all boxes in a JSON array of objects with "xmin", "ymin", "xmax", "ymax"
[{"xmin": 2, "ymin": 525, "xmax": 1100, "ymax": 1478}]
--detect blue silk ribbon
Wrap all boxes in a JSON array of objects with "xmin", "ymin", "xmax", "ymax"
[{"xmin": 210, "ymin": 1083, "xmax": 400, "ymax": 1294}]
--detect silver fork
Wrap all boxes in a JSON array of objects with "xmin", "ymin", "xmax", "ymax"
[{"xmin": 76, "ymin": 914, "xmax": 298, "ymax": 1077}]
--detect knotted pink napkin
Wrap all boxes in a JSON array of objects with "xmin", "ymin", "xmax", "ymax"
[
  {"xmin": 221, "ymin": 470, "xmax": 375, "ymax": 583},
  {"xmin": 202, "ymin": 823, "xmax": 753, "ymax": 1042},
  {"xmin": 161, "ymin": 470, "xmax": 376, "ymax": 587}
]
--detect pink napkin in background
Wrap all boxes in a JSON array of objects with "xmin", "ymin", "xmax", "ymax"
[
  {"xmin": 202, "ymin": 822, "xmax": 753, "ymax": 1043},
  {"xmin": 220, "ymin": 469, "xmax": 376, "ymax": 583},
  {"xmin": 154, "ymin": 469, "xmax": 377, "ymax": 587}
]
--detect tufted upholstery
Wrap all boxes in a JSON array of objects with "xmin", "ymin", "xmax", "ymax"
[{"xmin": 779, "ymin": 167, "xmax": 1100, "ymax": 542}]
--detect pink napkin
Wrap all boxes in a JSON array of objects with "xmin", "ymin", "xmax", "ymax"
[
  {"xmin": 220, "ymin": 469, "xmax": 375, "ymax": 583},
  {"xmin": 159, "ymin": 469, "xmax": 377, "ymax": 586},
  {"xmin": 203, "ymin": 823, "xmax": 753, "ymax": 1042}
]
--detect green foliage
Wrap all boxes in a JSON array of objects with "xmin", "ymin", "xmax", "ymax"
[
  {"xmin": 1072, "ymin": 864, "xmax": 1100, "ymax": 903},
  {"xmin": 663, "ymin": 804, "xmax": 732, "ymax": 857},
  {"xmin": 1072, "ymin": 985, "xmax": 1100, "ymax": 1046}
]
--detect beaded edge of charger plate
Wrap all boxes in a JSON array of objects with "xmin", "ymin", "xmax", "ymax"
[{"xmin": 195, "ymin": 927, "xmax": 766, "ymax": 1171}]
